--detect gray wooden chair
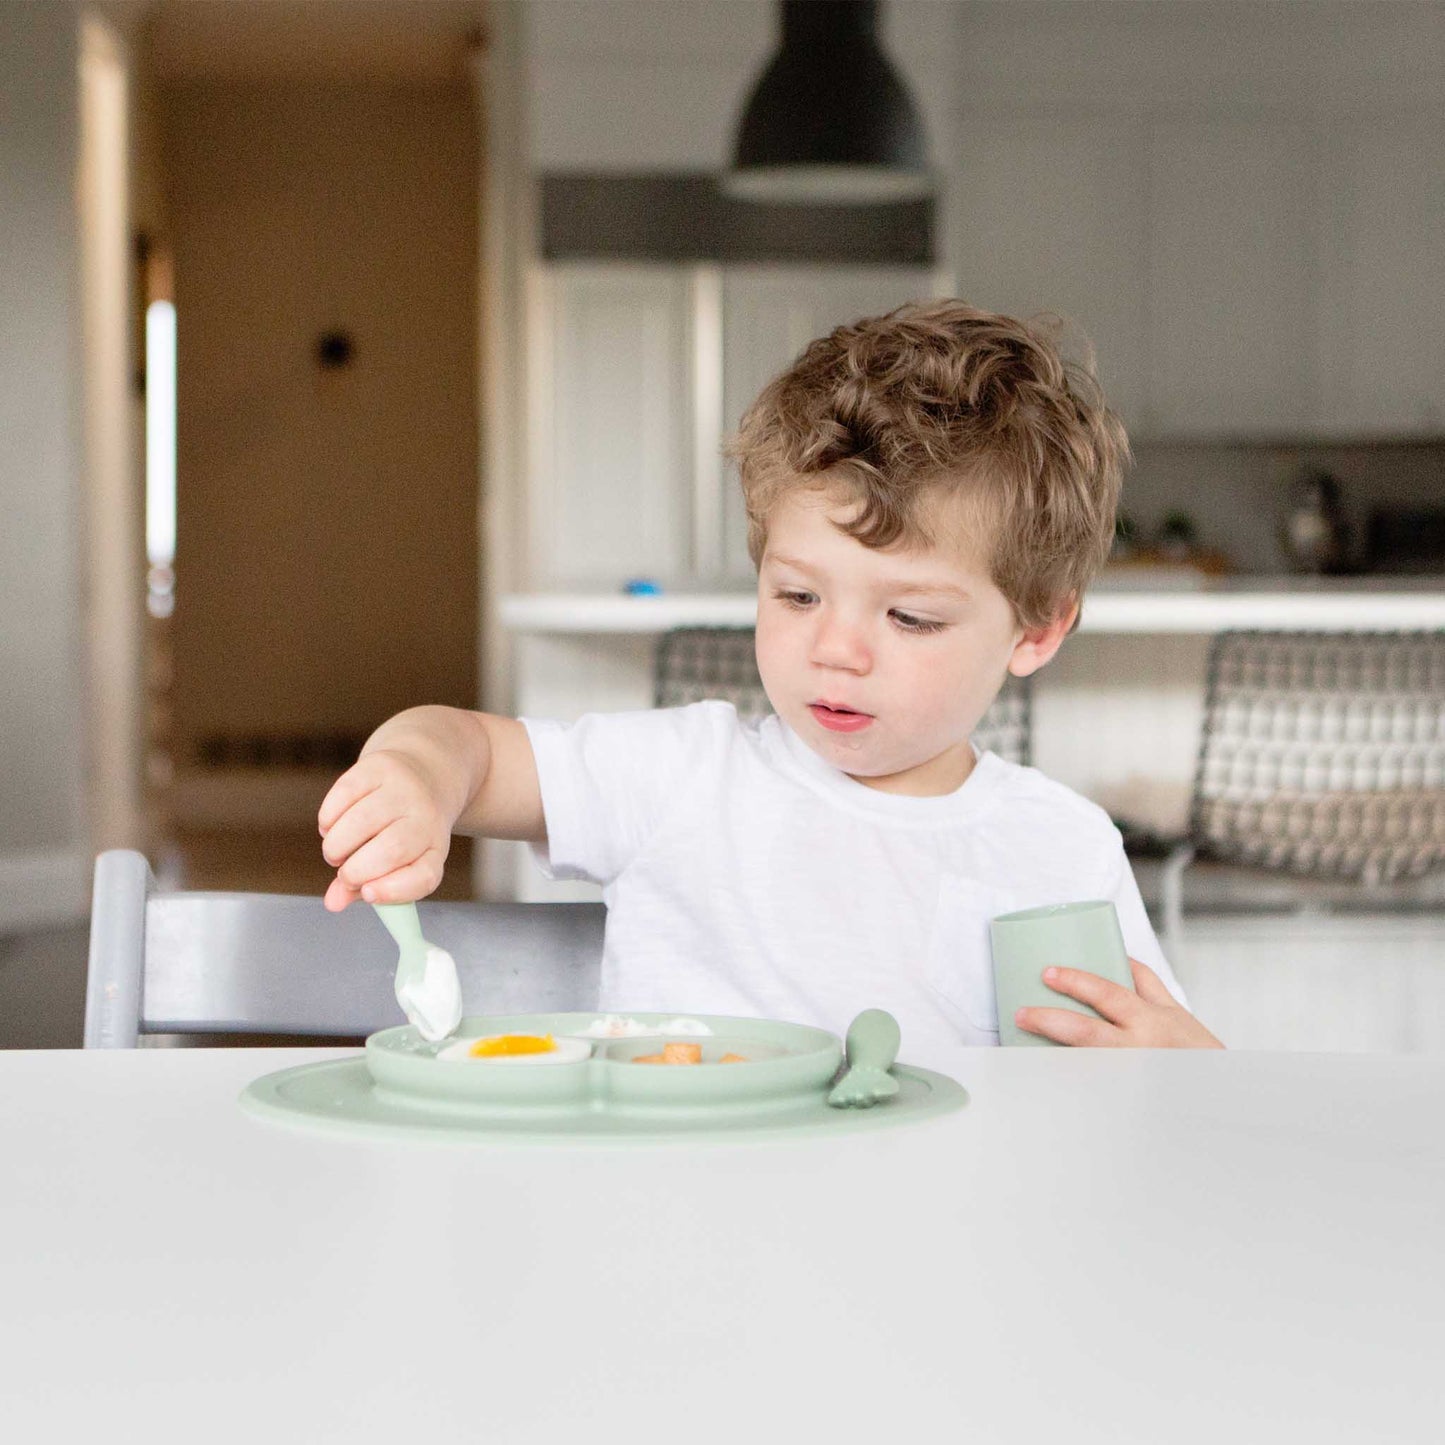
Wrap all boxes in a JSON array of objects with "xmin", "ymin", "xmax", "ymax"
[
  {"xmin": 1160, "ymin": 629, "xmax": 1445, "ymax": 956},
  {"xmin": 654, "ymin": 625, "xmax": 1034, "ymax": 765},
  {"xmin": 84, "ymin": 849, "xmax": 606, "ymax": 1047}
]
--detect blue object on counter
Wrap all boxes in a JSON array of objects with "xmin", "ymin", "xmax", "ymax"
[{"xmin": 622, "ymin": 578, "xmax": 663, "ymax": 596}]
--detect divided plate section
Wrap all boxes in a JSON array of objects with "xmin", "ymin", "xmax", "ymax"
[{"xmin": 365, "ymin": 1012, "xmax": 843, "ymax": 1116}]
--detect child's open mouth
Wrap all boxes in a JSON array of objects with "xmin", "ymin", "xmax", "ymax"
[{"xmin": 808, "ymin": 702, "xmax": 874, "ymax": 733}]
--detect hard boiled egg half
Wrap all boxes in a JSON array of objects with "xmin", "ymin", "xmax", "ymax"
[{"xmin": 436, "ymin": 1032, "xmax": 592, "ymax": 1065}]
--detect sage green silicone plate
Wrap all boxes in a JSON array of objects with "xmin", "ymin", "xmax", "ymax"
[{"xmin": 239, "ymin": 1011, "xmax": 967, "ymax": 1144}]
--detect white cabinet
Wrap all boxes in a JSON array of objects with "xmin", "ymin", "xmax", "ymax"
[
  {"xmin": 530, "ymin": 261, "xmax": 941, "ymax": 588},
  {"xmin": 528, "ymin": 263, "xmax": 695, "ymax": 587},
  {"xmin": 946, "ymin": 114, "xmax": 1321, "ymax": 439},
  {"xmin": 1315, "ymin": 114, "xmax": 1445, "ymax": 437},
  {"xmin": 1145, "ymin": 119, "xmax": 1316, "ymax": 437},
  {"xmin": 948, "ymin": 115, "xmax": 1149, "ymax": 432},
  {"xmin": 946, "ymin": 109, "xmax": 1443, "ymax": 441},
  {"xmin": 718, "ymin": 265, "xmax": 942, "ymax": 580}
]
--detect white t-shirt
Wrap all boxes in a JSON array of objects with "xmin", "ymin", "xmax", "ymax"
[{"xmin": 522, "ymin": 702, "xmax": 1186, "ymax": 1077}]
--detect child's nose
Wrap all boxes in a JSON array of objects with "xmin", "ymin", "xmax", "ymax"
[{"xmin": 810, "ymin": 613, "xmax": 871, "ymax": 672}]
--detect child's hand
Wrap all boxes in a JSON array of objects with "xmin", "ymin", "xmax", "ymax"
[
  {"xmin": 317, "ymin": 748, "xmax": 455, "ymax": 912},
  {"xmin": 1014, "ymin": 958, "xmax": 1224, "ymax": 1049}
]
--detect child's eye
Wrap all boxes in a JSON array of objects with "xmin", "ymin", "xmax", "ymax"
[
  {"xmin": 890, "ymin": 609, "xmax": 947, "ymax": 635},
  {"xmin": 773, "ymin": 588, "xmax": 816, "ymax": 610}
]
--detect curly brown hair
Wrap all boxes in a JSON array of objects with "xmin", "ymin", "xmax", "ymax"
[{"xmin": 725, "ymin": 300, "xmax": 1130, "ymax": 629}]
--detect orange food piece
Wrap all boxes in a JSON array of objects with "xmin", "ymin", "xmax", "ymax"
[{"xmin": 629, "ymin": 1043, "xmax": 748, "ymax": 1064}]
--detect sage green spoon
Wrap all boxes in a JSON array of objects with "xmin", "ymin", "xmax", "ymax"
[
  {"xmin": 371, "ymin": 902, "xmax": 462, "ymax": 1042},
  {"xmin": 827, "ymin": 1009, "xmax": 901, "ymax": 1108}
]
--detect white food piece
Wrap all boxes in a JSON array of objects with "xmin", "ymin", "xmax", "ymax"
[
  {"xmin": 575, "ymin": 1014, "xmax": 714, "ymax": 1039},
  {"xmin": 396, "ymin": 944, "xmax": 463, "ymax": 1043},
  {"xmin": 660, "ymin": 1016, "xmax": 713, "ymax": 1036},
  {"xmin": 436, "ymin": 1034, "xmax": 593, "ymax": 1065}
]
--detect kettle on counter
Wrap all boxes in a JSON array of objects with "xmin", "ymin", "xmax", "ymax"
[{"xmin": 1281, "ymin": 471, "xmax": 1350, "ymax": 574}]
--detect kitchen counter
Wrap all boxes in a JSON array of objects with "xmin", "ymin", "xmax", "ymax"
[
  {"xmin": 500, "ymin": 576, "xmax": 1445, "ymax": 635},
  {"xmin": 489, "ymin": 575, "xmax": 1443, "ymax": 901}
]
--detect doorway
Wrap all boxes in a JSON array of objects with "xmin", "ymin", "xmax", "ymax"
[{"xmin": 139, "ymin": 1, "xmax": 486, "ymax": 897}]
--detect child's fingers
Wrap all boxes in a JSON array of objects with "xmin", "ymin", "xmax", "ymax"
[
  {"xmin": 318, "ymin": 763, "xmax": 382, "ymax": 835},
  {"xmin": 352, "ymin": 849, "xmax": 448, "ymax": 905},
  {"xmin": 1041, "ymin": 966, "xmax": 1140, "ymax": 1027},
  {"xmin": 334, "ymin": 821, "xmax": 432, "ymax": 895},
  {"xmin": 324, "ymin": 875, "xmax": 362, "ymax": 912},
  {"xmin": 1014, "ymin": 1005, "xmax": 1118, "ymax": 1048},
  {"xmin": 1129, "ymin": 958, "xmax": 1176, "ymax": 1005},
  {"xmin": 320, "ymin": 787, "xmax": 408, "ymax": 871}
]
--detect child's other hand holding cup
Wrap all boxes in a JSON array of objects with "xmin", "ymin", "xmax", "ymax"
[
  {"xmin": 1015, "ymin": 958, "xmax": 1224, "ymax": 1049},
  {"xmin": 991, "ymin": 899, "xmax": 1223, "ymax": 1050}
]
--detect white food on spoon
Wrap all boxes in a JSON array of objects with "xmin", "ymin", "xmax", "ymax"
[{"xmin": 396, "ymin": 943, "xmax": 463, "ymax": 1042}]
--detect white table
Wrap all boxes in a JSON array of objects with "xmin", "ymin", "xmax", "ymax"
[{"xmin": 4, "ymin": 1047, "xmax": 1443, "ymax": 1441}]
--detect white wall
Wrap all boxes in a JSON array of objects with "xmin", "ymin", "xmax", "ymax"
[
  {"xmin": 78, "ymin": 11, "xmax": 144, "ymax": 859},
  {"xmin": 161, "ymin": 79, "xmax": 479, "ymax": 756},
  {"xmin": 0, "ymin": 0, "xmax": 90, "ymax": 927}
]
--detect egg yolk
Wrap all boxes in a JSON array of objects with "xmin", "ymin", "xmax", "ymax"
[{"xmin": 468, "ymin": 1033, "xmax": 557, "ymax": 1058}]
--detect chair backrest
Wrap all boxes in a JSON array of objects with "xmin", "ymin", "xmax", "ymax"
[
  {"xmin": 84, "ymin": 850, "xmax": 606, "ymax": 1047},
  {"xmin": 655, "ymin": 626, "xmax": 771, "ymax": 717},
  {"xmin": 653, "ymin": 625, "xmax": 1033, "ymax": 765},
  {"xmin": 1190, "ymin": 629, "xmax": 1445, "ymax": 883}
]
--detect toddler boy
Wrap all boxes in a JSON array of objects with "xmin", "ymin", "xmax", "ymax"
[{"xmin": 319, "ymin": 301, "xmax": 1221, "ymax": 1069}]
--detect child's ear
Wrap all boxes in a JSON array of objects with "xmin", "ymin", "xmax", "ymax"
[{"xmin": 1006, "ymin": 598, "xmax": 1079, "ymax": 677}]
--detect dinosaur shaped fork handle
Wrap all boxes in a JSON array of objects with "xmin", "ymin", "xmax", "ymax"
[{"xmin": 827, "ymin": 1009, "xmax": 901, "ymax": 1109}]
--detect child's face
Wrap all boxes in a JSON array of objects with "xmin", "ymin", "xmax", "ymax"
[{"xmin": 754, "ymin": 485, "xmax": 1066, "ymax": 796}]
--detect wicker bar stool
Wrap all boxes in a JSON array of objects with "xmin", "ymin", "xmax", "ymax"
[{"xmin": 1161, "ymin": 629, "xmax": 1445, "ymax": 957}]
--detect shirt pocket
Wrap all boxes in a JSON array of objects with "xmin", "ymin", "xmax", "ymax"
[{"xmin": 923, "ymin": 875, "xmax": 1022, "ymax": 1037}]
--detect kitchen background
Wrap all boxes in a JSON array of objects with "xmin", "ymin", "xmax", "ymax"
[{"xmin": 2, "ymin": 0, "xmax": 1442, "ymax": 1048}]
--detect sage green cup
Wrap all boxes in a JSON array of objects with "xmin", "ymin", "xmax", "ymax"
[{"xmin": 990, "ymin": 900, "xmax": 1135, "ymax": 1047}]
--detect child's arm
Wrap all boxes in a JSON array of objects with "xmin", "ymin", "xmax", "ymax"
[
  {"xmin": 317, "ymin": 706, "xmax": 544, "ymax": 912},
  {"xmin": 1014, "ymin": 959, "xmax": 1224, "ymax": 1049}
]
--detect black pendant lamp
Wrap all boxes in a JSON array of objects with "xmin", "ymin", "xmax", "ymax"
[{"xmin": 726, "ymin": 0, "xmax": 931, "ymax": 205}]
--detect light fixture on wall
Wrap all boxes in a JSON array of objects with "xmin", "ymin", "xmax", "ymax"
[{"xmin": 724, "ymin": 0, "xmax": 931, "ymax": 205}]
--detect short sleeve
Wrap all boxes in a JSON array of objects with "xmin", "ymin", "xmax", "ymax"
[{"xmin": 520, "ymin": 703, "xmax": 733, "ymax": 886}]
